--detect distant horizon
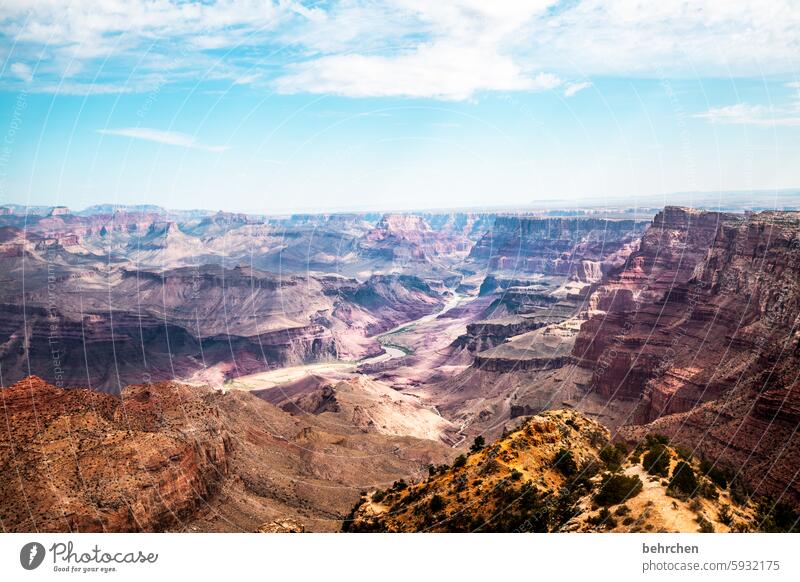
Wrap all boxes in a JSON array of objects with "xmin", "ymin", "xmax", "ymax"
[{"xmin": 3, "ymin": 187, "xmax": 800, "ymax": 218}]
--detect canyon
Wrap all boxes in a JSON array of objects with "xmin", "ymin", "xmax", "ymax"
[{"xmin": 1, "ymin": 203, "xmax": 798, "ymax": 532}]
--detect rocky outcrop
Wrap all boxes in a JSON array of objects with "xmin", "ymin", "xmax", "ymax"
[
  {"xmin": 0, "ymin": 263, "xmax": 450, "ymax": 390},
  {"xmin": 469, "ymin": 319, "xmax": 580, "ymax": 374},
  {"xmin": 346, "ymin": 409, "xmax": 761, "ymax": 533},
  {"xmin": 451, "ymin": 316, "xmax": 549, "ymax": 353},
  {"xmin": 478, "ymin": 274, "xmax": 547, "ymax": 295},
  {"xmin": 0, "ymin": 376, "xmax": 452, "ymax": 533},
  {"xmin": 345, "ymin": 410, "xmax": 610, "ymax": 532},
  {"xmin": 257, "ymin": 518, "xmax": 305, "ymax": 533},
  {"xmin": 573, "ymin": 208, "xmax": 800, "ymax": 506},
  {"xmin": 0, "ymin": 376, "xmax": 231, "ymax": 532},
  {"xmin": 361, "ymin": 214, "xmax": 471, "ymax": 261},
  {"xmin": 468, "ymin": 215, "xmax": 646, "ymax": 277},
  {"xmin": 572, "ymin": 207, "xmax": 738, "ymax": 405},
  {"xmin": 472, "ymin": 353, "xmax": 572, "ymax": 373},
  {"xmin": 333, "ymin": 273, "xmax": 445, "ymax": 336},
  {"xmin": 0, "ymin": 302, "xmax": 339, "ymax": 392}
]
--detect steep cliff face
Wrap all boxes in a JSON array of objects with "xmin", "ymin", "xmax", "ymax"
[
  {"xmin": 361, "ymin": 214, "xmax": 471, "ymax": 261},
  {"xmin": 331, "ymin": 273, "xmax": 445, "ymax": 336},
  {"xmin": 468, "ymin": 216, "xmax": 646, "ymax": 277},
  {"xmin": 451, "ymin": 316, "xmax": 548, "ymax": 353},
  {"xmin": 0, "ymin": 301, "xmax": 340, "ymax": 392},
  {"xmin": 0, "ymin": 376, "xmax": 231, "ymax": 532},
  {"xmin": 573, "ymin": 209, "xmax": 800, "ymax": 505},
  {"xmin": 422, "ymin": 212, "xmax": 495, "ymax": 239},
  {"xmin": 572, "ymin": 207, "xmax": 738, "ymax": 405}
]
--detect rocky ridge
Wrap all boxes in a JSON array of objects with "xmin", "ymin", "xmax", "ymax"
[
  {"xmin": 0, "ymin": 376, "xmax": 451, "ymax": 532},
  {"xmin": 344, "ymin": 410, "xmax": 767, "ymax": 532}
]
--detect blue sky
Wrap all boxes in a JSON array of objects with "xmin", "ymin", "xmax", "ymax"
[{"xmin": 1, "ymin": 1, "xmax": 799, "ymax": 213}]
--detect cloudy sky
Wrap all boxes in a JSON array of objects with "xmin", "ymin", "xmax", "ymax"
[{"xmin": 1, "ymin": 0, "xmax": 799, "ymax": 213}]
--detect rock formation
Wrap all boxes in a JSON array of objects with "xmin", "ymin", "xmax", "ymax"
[
  {"xmin": 573, "ymin": 208, "xmax": 800, "ymax": 505},
  {"xmin": 468, "ymin": 215, "xmax": 646, "ymax": 278},
  {"xmin": 0, "ymin": 376, "xmax": 231, "ymax": 532},
  {"xmin": 344, "ymin": 410, "xmax": 756, "ymax": 532},
  {"xmin": 0, "ymin": 376, "xmax": 451, "ymax": 532}
]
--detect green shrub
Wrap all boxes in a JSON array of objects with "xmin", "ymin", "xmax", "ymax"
[
  {"xmin": 371, "ymin": 490, "xmax": 386, "ymax": 503},
  {"xmin": 470, "ymin": 435, "xmax": 485, "ymax": 453},
  {"xmin": 600, "ymin": 444, "xmax": 626, "ymax": 471},
  {"xmin": 718, "ymin": 504, "xmax": 733, "ymax": 526},
  {"xmin": 588, "ymin": 507, "xmax": 617, "ymax": 529},
  {"xmin": 645, "ymin": 434, "xmax": 669, "ymax": 446},
  {"xmin": 668, "ymin": 461, "xmax": 699, "ymax": 497},
  {"xmin": 552, "ymin": 447, "xmax": 577, "ymax": 477},
  {"xmin": 642, "ymin": 444, "xmax": 670, "ymax": 476},
  {"xmin": 570, "ymin": 459, "xmax": 601, "ymax": 491},
  {"xmin": 674, "ymin": 445, "xmax": 693, "ymax": 461},
  {"xmin": 510, "ymin": 468, "xmax": 523, "ymax": 481},
  {"xmin": 696, "ymin": 514, "xmax": 714, "ymax": 533},
  {"xmin": 429, "ymin": 494, "xmax": 445, "ymax": 513},
  {"xmin": 594, "ymin": 473, "xmax": 644, "ymax": 506},
  {"xmin": 551, "ymin": 487, "xmax": 581, "ymax": 528},
  {"xmin": 698, "ymin": 479, "xmax": 719, "ymax": 500},
  {"xmin": 730, "ymin": 479, "xmax": 749, "ymax": 506},
  {"xmin": 699, "ymin": 459, "xmax": 731, "ymax": 489},
  {"xmin": 757, "ymin": 499, "xmax": 799, "ymax": 533},
  {"xmin": 453, "ymin": 454, "xmax": 467, "ymax": 469},
  {"xmin": 478, "ymin": 458, "xmax": 502, "ymax": 476}
]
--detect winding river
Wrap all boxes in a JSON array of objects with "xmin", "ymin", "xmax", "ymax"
[{"xmin": 226, "ymin": 292, "xmax": 466, "ymax": 391}]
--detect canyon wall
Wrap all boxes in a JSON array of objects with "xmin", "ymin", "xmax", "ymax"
[
  {"xmin": 0, "ymin": 376, "xmax": 231, "ymax": 532},
  {"xmin": 573, "ymin": 207, "xmax": 800, "ymax": 504},
  {"xmin": 0, "ymin": 376, "xmax": 451, "ymax": 532},
  {"xmin": 0, "ymin": 263, "xmax": 445, "ymax": 391},
  {"xmin": 468, "ymin": 215, "xmax": 646, "ymax": 278}
]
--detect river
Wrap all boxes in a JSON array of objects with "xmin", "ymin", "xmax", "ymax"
[{"xmin": 225, "ymin": 292, "xmax": 467, "ymax": 391}]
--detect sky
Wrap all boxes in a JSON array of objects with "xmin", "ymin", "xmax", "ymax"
[{"xmin": 0, "ymin": 1, "xmax": 799, "ymax": 214}]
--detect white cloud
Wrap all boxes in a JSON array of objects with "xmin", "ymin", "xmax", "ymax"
[
  {"xmin": 0, "ymin": 0, "xmax": 293, "ymax": 91},
  {"xmin": 0, "ymin": 0, "xmax": 289, "ymax": 49},
  {"xmin": 564, "ymin": 81, "xmax": 591, "ymax": 98},
  {"xmin": 275, "ymin": 1, "xmax": 562, "ymax": 100},
  {"xmin": 34, "ymin": 81, "xmax": 153, "ymax": 95},
  {"xmin": 276, "ymin": 1, "xmax": 800, "ymax": 99},
  {"xmin": 97, "ymin": 128, "xmax": 229, "ymax": 152},
  {"xmin": 3, "ymin": 1, "xmax": 800, "ymax": 100},
  {"xmin": 233, "ymin": 72, "xmax": 261, "ymax": 86},
  {"xmin": 694, "ymin": 103, "xmax": 800, "ymax": 127},
  {"xmin": 527, "ymin": 0, "xmax": 800, "ymax": 77},
  {"xmin": 276, "ymin": 43, "xmax": 561, "ymax": 100},
  {"xmin": 9, "ymin": 62, "xmax": 33, "ymax": 82}
]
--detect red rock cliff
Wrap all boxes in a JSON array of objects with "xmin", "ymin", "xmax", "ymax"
[
  {"xmin": 0, "ymin": 376, "xmax": 231, "ymax": 532},
  {"xmin": 573, "ymin": 208, "xmax": 800, "ymax": 505}
]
